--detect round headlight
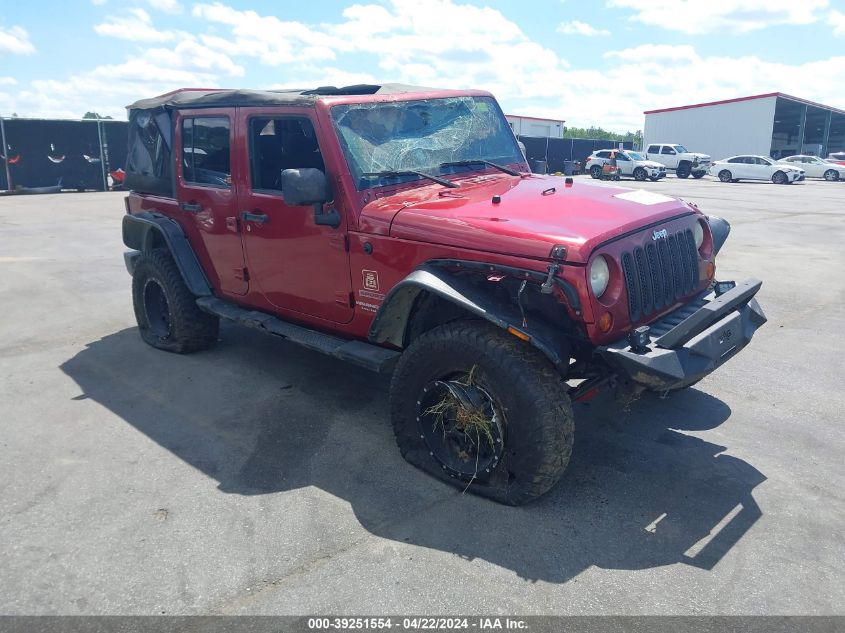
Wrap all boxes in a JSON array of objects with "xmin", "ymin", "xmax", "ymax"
[
  {"xmin": 590, "ymin": 255, "xmax": 610, "ymax": 297},
  {"xmin": 693, "ymin": 221, "xmax": 704, "ymax": 250}
]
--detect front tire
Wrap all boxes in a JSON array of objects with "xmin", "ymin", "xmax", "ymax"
[
  {"xmin": 718, "ymin": 170, "xmax": 732, "ymax": 183},
  {"xmin": 676, "ymin": 162, "xmax": 691, "ymax": 179},
  {"xmin": 824, "ymin": 169, "xmax": 839, "ymax": 181},
  {"xmin": 132, "ymin": 248, "xmax": 219, "ymax": 353},
  {"xmin": 389, "ymin": 321, "xmax": 574, "ymax": 505},
  {"xmin": 772, "ymin": 170, "xmax": 787, "ymax": 185},
  {"xmin": 633, "ymin": 167, "xmax": 647, "ymax": 181}
]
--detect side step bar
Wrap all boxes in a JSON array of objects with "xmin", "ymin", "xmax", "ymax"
[{"xmin": 196, "ymin": 297, "xmax": 400, "ymax": 374}]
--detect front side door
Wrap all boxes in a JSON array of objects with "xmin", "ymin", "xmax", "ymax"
[
  {"xmin": 660, "ymin": 145, "xmax": 678, "ymax": 169},
  {"xmin": 615, "ymin": 152, "xmax": 633, "ymax": 175},
  {"xmin": 175, "ymin": 109, "xmax": 248, "ymax": 296},
  {"xmin": 235, "ymin": 109, "xmax": 353, "ymax": 324}
]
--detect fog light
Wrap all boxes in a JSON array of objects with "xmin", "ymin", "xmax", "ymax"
[
  {"xmin": 627, "ymin": 326, "xmax": 651, "ymax": 353},
  {"xmin": 598, "ymin": 311, "xmax": 613, "ymax": 333}
]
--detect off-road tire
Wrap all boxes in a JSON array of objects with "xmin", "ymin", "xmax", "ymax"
[
  {"xmin": 590, "ymin": 165, "xmax": 602, "ymax": 179},
  {"xmin": 823, "ymin": 169, "xmax": 839, "ymax": 181},
  {"xmin": 389, "ymin": 320, "xmax": 574, "ymax": 505},
  {"xmin": 772, "ymin": 170, "xmax": 787, "ymax": 185},
  {"xmin": 132, "ymin": 248, "xmax": 219, "ymax": 353},
  {"xmin": 676, "ymin": 162, "xmax": 691, "ymax": 179},
  {"xmin": 633, "ymin": 167, "xmax": 647, "ymax": 181},
  {"xmin": 692, "ymin": 171, "xmax": 705, "ymax": 179},
  {"xmin": 718, "ymin": 170, "xmax": 733, "ymax": 183}
]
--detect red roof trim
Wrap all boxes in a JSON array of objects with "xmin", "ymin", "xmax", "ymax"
[{"xmin": 644, "ymin": 92, "xmax": 845, "ymax": 117}]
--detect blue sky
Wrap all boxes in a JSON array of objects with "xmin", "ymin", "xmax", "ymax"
[{"xmin": 1, "ymin": 0, "xmax": 843, "ymax": 130}]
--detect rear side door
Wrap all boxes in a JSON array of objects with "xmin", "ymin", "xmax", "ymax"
[
  {"xmin": 174, "ymin": 109, "xmax": 248, "ymax": 296},
  {"xmin": 234, "ymin": 109, "xmax": 354, "ymax": 324}
]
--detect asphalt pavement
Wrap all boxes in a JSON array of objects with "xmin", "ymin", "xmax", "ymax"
[{"xmin": 0, "ymin": 175, "xmax": 843, "ymax": 615}]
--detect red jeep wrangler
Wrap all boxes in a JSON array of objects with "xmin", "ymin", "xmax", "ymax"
[{"xmin": 122, "ymin": 84, "xmax": 766, "ymax": 504}]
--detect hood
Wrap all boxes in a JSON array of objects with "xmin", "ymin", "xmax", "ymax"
[
  {"xmin": 360, "ymin": 175, "xmax": 696, "ymax": 263},
  {"xmin": 638, "ymin": 160, "xmax": 665, "ymax": 169}
]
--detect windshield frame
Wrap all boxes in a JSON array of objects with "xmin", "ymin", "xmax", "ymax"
[{"xmin": 329, "ymin": 95, "xmax": 527, "ymax": 191}]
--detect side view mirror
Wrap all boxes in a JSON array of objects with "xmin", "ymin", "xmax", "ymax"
[{"xmin": 280, "ymin": 168, "xmax": 341, "ymax": 229}]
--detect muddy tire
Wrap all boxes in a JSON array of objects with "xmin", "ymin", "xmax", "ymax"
[
  {"xmin": 389, "ymin": 321, "xmax": 574, "ymax": 505},
  {"xmin": 132, "ymin": 248, "xmax": 219, "ymax": 353}
]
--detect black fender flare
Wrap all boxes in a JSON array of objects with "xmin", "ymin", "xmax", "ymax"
[
  {"xmin": 122, "ymin": 212, "xmax": 211, "ymax": 296},
  {"xmin": 705, "ymin": 214, "xmax": 731, "ymax": 255},
  {"xmin": 367, "ymin": 262, "xmax": 574, "ymax": 373}
]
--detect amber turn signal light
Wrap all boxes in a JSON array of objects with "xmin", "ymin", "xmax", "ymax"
[
  {"xmin": 598, "ymin": 311, "xmax": 613, "ymax": 333},
  {"xmin": 507, "ymin": 326, "xmax": 531, "ymax": 342}
]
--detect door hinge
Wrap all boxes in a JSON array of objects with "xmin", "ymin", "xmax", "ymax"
[{"xmin": 234, "ymin": 267, "xmax": 249, "ymax": 281}]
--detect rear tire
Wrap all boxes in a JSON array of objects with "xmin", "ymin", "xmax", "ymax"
[
  {"xmin": 824, "ymin": 169, "xmax": 839, "ymax": 181},
  {"xmin": 132, "ymin": 248, "xmax": 219, "ymax": 353},
  {"xmin": 772, "ymin": 171, "xmax": 787, "ymax": 185},
  {"xmin": 633, "ymin": 167, "xmax": 647, "ymax": 181},
  {"xmin": 389, "ymin": 321, "xmax": 574, "ymax": 506},
  {"xmin": 718, "ymin": 170, "xmax": 732, "ymax": 183},
  {"xmin": 676, "ymin": 163, "xmax": 691, "ymax": 179},
  {"xmin": 590, "ymin": 165, "xmax": 602, "ymax": 179}
]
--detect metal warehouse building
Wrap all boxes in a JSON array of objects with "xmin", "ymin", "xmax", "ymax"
[{"xmin": 643, "ymin": 93, "xmax": 845, "ymax": 161}]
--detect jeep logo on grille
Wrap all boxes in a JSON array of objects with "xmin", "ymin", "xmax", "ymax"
[{"xmin": 652, "ymin": 229, "xmax": 668, "ymax": 240}]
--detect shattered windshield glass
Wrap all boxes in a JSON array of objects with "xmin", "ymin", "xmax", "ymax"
[{"xmin": 330, "ymin": 96, "xmax": 525, "ymax": 190}]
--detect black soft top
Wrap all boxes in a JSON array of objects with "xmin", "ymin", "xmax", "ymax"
[{"xmin": 127, "ymin": 83, "xmax": 430, "ymax": 111}]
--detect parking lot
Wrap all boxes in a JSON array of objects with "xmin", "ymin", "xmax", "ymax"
[{"xmin": 1, "ymin": 175, "xmax": 843, "ymax": 615}]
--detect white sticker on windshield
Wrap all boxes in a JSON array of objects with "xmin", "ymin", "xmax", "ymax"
[{"xmin": 614, "ymin": 190, "xmax": 675, "ymax": 205}]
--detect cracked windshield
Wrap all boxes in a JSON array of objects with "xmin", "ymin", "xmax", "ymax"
[{"xmin": 331, "ymin": 96, "xmax": 525, "ymax": 190}]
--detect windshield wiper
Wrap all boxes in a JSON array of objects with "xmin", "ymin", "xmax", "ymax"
[
  {"xmin": 361, "ymin": 170, "xmax": 459, "ymax": 188},
  {"xmin": 439, "ymin": 159, "xmax": 522, "ymax": 177}
]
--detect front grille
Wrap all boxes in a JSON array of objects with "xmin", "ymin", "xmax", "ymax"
[{"xmin": 621, "ymin": 229, "xmax": 699, "ymax": 322}]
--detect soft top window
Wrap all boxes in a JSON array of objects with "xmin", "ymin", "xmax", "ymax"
[{"xmin": 125, "ymin": 109, "xmax": 173, "ymax": 196}]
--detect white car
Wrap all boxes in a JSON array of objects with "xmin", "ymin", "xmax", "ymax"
[
  {"xmin": 777, "ymin": 155, "xmax": 842, "ymax": 181},
  {"xmin": 709, "ymin": 155, "xmax": 804, "ymax": 184},
  {"xmin": 585, "ymin": 149, "xmax": 667, "ymax": 181}
]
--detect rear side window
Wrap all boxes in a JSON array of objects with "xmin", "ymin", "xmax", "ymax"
[
  {"xmin": 182, "ymin": 117, "xmax": 231, "ymax": 188},
  {"xmin": 647, "ymin": 145, "xmax": 660, "ymax": 154},
  {"xmin": 596, "ymin": 151, "xmax": 610, "ymax": 159},
  {"xmin": 727, "ymin": 157, "xmax": 744, "ymax": 163},
  {"xmin": 126, "ymin": 109, "xmax": 173, "ymax": 196}
]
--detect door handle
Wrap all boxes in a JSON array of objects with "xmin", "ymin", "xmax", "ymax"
[
  {"xmin": 179, "ymin": 201, "xmax": 203, "ymax": 213},
  {"xmin": 240, "ymin": 211, "xmax": 269, "ymax": 224}
]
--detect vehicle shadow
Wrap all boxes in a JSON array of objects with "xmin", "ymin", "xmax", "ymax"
[{"xmin": 60, "ymin": 324, "xmax": 765, "ymax": 583}]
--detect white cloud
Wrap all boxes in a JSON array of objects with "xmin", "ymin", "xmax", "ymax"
[
  {"xmin": 91, "ymin": 0, "xmax": 107, "ymax": 5},
  {"xmin": 557, "ymin": 21, "xmax": 610, "ymax": 36},
  {"xmin": 147, "ymin": 0, "xmax": 183, "ymax": 14},
  {"xmin": 0, "ymin": 76, "xmax": 17, "ymax": 85},
  {"xmin": 830, "ymin": 10, "xmax": 845, "ymax": 36},
  {"xmin": 607, "ymin": 0, "xmax": 830, "ymax": 34},
  {"xmin": 0, "ymin": 25, "xmax": 35, "ymax": 55},
  {"xmin": 93, "ymin": 8, "xmax": 175, "ymax": 42}
]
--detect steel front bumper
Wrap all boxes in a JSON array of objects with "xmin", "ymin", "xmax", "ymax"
[{"xmin": 598, "ymin": 279, "xmax": 766, "ymax": 391}]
